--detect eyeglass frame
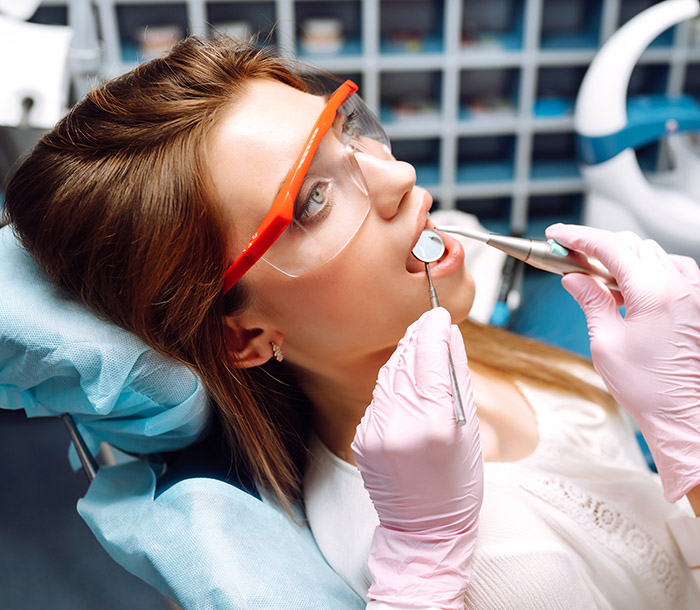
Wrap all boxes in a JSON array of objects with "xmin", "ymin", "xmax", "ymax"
[{"xmin": 222, "ymin": 80, "xmax": 360, "ymax": 294}]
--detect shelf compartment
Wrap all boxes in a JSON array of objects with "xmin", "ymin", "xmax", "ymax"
[
  {"xmin": 296, "ymin": 1, "xmax": 362, "ymax": 57},
  {"xmin": 619, "ymin": 0, "xmax": 675, "ymax": 48},
  {"xmin": 380, "ymin": 0, "xmax": 444, "ymax": 54},
  {"xmin": 525, "ymin": 193, "xmax": 583, "ymax": 236},
  {"xmin": 683, "ymin": 63, "xmax": 700, "ymax": 98},
  {"xmin": 379, "ymin": 70, "xmax": 442, "ymax": 124},
  {"xmin": 116, "ymin": 3, "xmax": 188, "ymax": 63},
  {"xmin": 628, "ymin": 63, "xmax": 670, "ymax": 97},
  {"xmin": 462, "ymin": 0, "xmax": 525, "ymax": 51},
  {"xmin": 540, "ymin": 0, "xmax": 602, "ymax": 50},
  {"xmin": 391, "ymin": 138, "xmax": 441, "ymax": 187},
  {"xmin": 456, "ymin": 196, "xmax": 513, "ymax": 234},
  {"xmin": 531, "ymin": 132, "xmax": 580, "ymax": 179},
  {"xmin": 29, "ymin": 4, "xmax": 68, "ymax": 25},
  {"xmin": 457, "ymin": 135, "xmax": 516, "ymax": 183},
  {"xmin": 206, "ymin": 2, "xmax": 276, "ymax": 45},
  {"xmin": 534, "ymin": 65, "xmax": 586, "ymax": 117},
  {"xmin": 460, "ymin": 68, "xmax": 519, "ymax": 121}
]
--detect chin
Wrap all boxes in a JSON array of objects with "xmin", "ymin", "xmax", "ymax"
[
  {"xmin": 441, "ymin": 268, "xmax": 475, "ymax": 324},
  {"xmin": 444, "ymin": 296, "xmax": 473, "ymax": 325}
]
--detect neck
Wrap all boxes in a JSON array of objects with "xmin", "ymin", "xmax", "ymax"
[{"xmin": 296, "ymin": 348, "xmax": 393, "ymax": 464}]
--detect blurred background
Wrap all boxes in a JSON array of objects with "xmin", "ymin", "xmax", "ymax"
[{"xmin": 1, "ymin": 0, "xmax": 696, "ymax": 606}]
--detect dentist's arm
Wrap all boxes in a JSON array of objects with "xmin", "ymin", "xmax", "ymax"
[
  {"xmin": 545, "ymin": 223, "xmax": 700, "ymax": 512},
  {"xmin": 352, "ymin": 308, "xmax": 484, "ymax": 610}
]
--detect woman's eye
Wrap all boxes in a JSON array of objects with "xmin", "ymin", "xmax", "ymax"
[
  {"xmin": 295, "ymin": 181, "xmax": 333, "ymax": 227},
  {"xmin": 342, "ymin": 120, "xmax": 358, "ymax": 139},
  {"xmin": 308, "ymin": 185, "xmax": 325, "ymax": 208}
]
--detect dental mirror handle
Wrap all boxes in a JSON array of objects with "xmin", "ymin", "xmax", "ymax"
[{"xmin": 425, "ymin": 264, "xmax": 467, "ymax": 426}]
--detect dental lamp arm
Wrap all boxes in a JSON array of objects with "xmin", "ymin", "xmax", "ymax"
[
  {"xmin": 545, "ymin": 223, "xmax": 700, "ymax": 509},
  {"xmin": 575, "ymin": 0, "xmax": 700, "ymax": 138},
  {"xmin": 352, "ymin": 308, "xmax": 484, "ymax": 609}
]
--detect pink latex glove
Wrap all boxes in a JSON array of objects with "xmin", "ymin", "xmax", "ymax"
[
  {"xmin": 546, "ymin": 223, "xmax": 700, "ymax": 503},
  {"xmin": 351, "ymin": 307, "xmax": 483, "ymax": 610}
]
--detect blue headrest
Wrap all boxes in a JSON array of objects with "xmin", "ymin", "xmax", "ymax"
[
  {"xmin": 578, "ymin": 94, "xmax": 700, "ymax": 165},
  {"xmin": 0, "ymin": 225, "xmax": 210, "ymax": 454}
]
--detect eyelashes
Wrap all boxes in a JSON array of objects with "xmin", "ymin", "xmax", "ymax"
[{"xmin": 294, "ymin": 180, "xmax": 334, "ymax": 229}]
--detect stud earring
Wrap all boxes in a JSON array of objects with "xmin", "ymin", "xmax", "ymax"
[{"xmin": 271, "ymin": 342, "xmax": 284, "ymax": 363}]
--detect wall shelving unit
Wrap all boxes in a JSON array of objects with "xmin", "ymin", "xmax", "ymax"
[{"xmin": 35, "ymin": 0, "xmax": 700, "ymax": 236}]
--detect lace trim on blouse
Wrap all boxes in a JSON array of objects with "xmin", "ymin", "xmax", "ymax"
[{"xmin": 520, "ymin": 474, "xmax": 682, "ymax": 607}]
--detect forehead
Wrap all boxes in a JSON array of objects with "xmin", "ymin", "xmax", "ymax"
[
  {"xmin": 209, "ymin": 79, "xmax": 326, "ymax": 241},
  {"xmin": 214, "ymin": 79, "xmax": 325, "ymax": 175}
]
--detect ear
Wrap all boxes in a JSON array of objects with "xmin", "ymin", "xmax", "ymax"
[{"xmin": 222, "ymin": 315, "xmax": 282, "ymax": 369}]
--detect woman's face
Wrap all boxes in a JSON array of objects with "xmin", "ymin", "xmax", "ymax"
[{"xmin": 209, "ymin": 79, "xmax": 475, "ymax": 373}]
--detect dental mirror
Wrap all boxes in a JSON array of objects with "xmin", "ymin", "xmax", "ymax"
[
  {"xmin": 411, "ymin": 229, "xmax": 466, "ymax": 426},
  {"xmin": 412, "ymin": 229, "xmax": 445, "ymax": 263}
]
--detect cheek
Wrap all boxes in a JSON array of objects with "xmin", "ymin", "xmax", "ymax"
[{"xmin": 264, "ymin": 257, "xmax": 429, "ymax": 352}]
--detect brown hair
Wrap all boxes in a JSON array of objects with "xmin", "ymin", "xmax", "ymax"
[
  {"xmin": 3, "ymin": 36, "xmax": 612, "ymax": 506},
  {"xmin": 4, "ymin": 36, "xmax": 314, "ymax": 503},
  {"xmin": 460, "ymin": 320, "xmax": 615, "ymax": 409}
]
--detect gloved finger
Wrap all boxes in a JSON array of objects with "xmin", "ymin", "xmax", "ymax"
[
  {"xmin": 545, "ymin": 224, "xmax": 643, "ymax": 274},
  {"xmin": 358, "ymin": 310, "xmax": 449, "ymax": 447},
  {"xmin": 388, "ymin": 313, "xmax": 423, "ymax": 367},
  {"xmin": 546, "ymin": 224, "xmax": 666, "ymax": 298},
  {"xmin": 414, "ymin": 307, "xmax": 453, "ymax": 398},
  {"xmin": 561, "ymin": 272, "xmax": 621, "ymax": 335},
  {"xmin": 360, "ymin": 315, "xmax": 425, "ymax": 446},
  {"xmin": 373, "ymin": 311, "xmax": 424, "ymax": 395},
  {"xmin": 670, "ymin": 254, "xmax": 700, "ymax": 289}
]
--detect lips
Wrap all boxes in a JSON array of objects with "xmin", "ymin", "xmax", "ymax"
[{"xmin": 405, "ymin": 223, "xmax": 465, "ymax": 278}]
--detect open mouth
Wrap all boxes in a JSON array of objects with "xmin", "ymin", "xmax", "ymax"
[{"xmin": 405, "ymin": 218, "xmax": 447, "ymax": 273}]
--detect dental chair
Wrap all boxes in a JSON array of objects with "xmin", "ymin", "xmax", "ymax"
[
  {"xmin": 0, "ymin": 202, "xmax": 509, "ymax": 608},
  {"xmin": 576, "ymin": 0, "xmax": 700, "ymax": 261},
  {"xmin": 0, "ymin": 224, "xmax": 364, "ymax": 609}
]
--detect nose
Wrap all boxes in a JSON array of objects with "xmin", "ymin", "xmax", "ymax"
[{"xmin": 355, "ymin": 152, "xmax": 416, "ymax": 219}]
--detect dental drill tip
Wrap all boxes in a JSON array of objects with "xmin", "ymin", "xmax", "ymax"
[{"xmin": 435, "ymin": 225, "xmax": 491, "ymax": 243}]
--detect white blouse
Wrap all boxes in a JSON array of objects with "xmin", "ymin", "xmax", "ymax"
[{"xmin": 304, "ymin": 383, "xmax": 700, "ymax": 609}]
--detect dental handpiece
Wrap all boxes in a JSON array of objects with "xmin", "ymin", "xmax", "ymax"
[{"xmin": 436, "ymin": 225, "xmax": 619, "ymax": 291}]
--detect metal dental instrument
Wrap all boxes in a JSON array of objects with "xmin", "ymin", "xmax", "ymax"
[
  {"xmin": 412, "ymin": 229, "xmax": 467, "ymax": 426},
  {"xmin": 60, "ymin": 413, "xmax": 98, "ymax": 482},
  {"xmin": 436, "ymin": 225, "xmax": 619, "ymax": 291}
]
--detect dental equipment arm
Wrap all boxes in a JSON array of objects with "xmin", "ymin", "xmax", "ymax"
[
  {"xmin": 545, "ymin": 223, "xmax": 700, "ymax": 507},
  {"xmin": 352, "ymin": 308, "xmax": 484, "ymax": 610},
  {"xmin": 437, "ymin": 225, "xmax": 618, "ymax": 290}
]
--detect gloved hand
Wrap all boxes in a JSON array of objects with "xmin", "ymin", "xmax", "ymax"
[
  {"xmin": 352, "ymin": 307, "xmax": 483, "ymax": 610},
  {"xmin": 546, "ymin": 223, "xmax": 700, "ymax": 503}
]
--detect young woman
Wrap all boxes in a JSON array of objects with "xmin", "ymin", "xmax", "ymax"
[{"xmin": 4, "ymin": 36, "xmax": 700, "ymax": 609}]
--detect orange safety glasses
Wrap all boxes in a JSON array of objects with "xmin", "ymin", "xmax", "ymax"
[{"xmin": 222, "ymin": 80, "xmax": 362, "ymax": 294}]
